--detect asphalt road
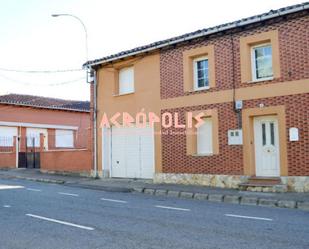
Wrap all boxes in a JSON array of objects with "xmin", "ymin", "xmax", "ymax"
[{"xmin": 0, "ymin": 178, "xmax": 308, "ymax": 249}]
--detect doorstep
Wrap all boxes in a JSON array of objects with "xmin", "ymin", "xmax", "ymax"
[{"xmin": 238, "ymin": 176, "xmax": 288, "ymax": 193}]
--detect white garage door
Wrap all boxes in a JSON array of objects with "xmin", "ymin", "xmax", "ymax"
[{"xmin": 110, "ymin": 125, "xmax": 154, "ymax": 179}]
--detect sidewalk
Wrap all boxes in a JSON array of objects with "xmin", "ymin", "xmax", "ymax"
[{"xmin": 0, "ymin": 168, "xmax": 308, "ymax": 211}]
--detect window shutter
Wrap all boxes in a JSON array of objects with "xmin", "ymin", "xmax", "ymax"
[
  {"xmin": 197, "ymin": 118, "xmax": 213, "ymax": 154},
  {"xmin": 55, "ymin": 129, "xmax": 74, "ymax": 148},
  {"xmin": 119, "ymin": 67, "xmax": 134, "ymax": 95}
]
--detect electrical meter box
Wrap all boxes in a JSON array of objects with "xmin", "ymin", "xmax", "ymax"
[{"xmin": 228, "ymin": 129, "xmax": 243, "ymax": 145}]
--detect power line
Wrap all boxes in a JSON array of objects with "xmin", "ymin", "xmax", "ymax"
[
  {"xmin": 0, "ymin": 67, "xmax": 84, "ymax": 73},
  {"xmin": 0, "ymin": 73, "xmax": 85, "ymax": 86}
]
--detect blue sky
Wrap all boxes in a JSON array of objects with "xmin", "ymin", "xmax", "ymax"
[{"xmin": 0, "ymin": 0, "xmax": 303, "ymax": 100}]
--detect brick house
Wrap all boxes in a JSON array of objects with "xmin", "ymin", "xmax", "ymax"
[
  {"xmin": 0, "ymin": 94, "xmax": 92, "ymax": 175},
  {"xmin": 85, "ymin": 3, "xmax": 309, "ymax": 191}
]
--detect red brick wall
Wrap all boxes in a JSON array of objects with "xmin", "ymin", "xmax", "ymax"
[
  {"xmin": 160, "ymin": 12, "xmax": 309, "ymax": 176},
  {"xmin": 0, "ymin": 105, "xmax": 90, "ymax": 150},
  {"xmin": 40, "ymin": 150, "xmax": 92, "ymax": 173},
  {"xmin": 161, "ymin": 93, "xmax": 309, "ymax": 176},
  {"xmin": 0, "ymin": 138, "xmax": 16, "ymax": 168},
  {"xmin": 0, "ymin": 153, "xmax": 16, "ymax": 168},
  {"xmin": 160, "ymin": 13, "xmax": 309, "ymax": 99}
]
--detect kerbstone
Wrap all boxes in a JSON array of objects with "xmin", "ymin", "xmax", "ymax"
[
  {"xmin": 224, "ymin": 195, "xmax": 240, "ymax": 204},
  {"xmin": 133, "ymin": 187, "xmax": 145, "ymax": 193},
  {"xmin": 273, "ymin": 185, "xmax": 288, "ymax": 193},
  {"xmin": 277, "ymin": 200, "xmax": 296, "ymax": 209},
  {"xmin": 258, "ymin": 198, "xmax": 278, "ymax": 207},
  {"xmin": 144, "ymin": 188, "xmax": 155, "ymax": 195},
  {"xmin": 155, "ymin": 189, "xmax": 167, "ymax": 196},
  {"xmin": 297, "ymin": 201, "xmax": 309, "ymax": 211},
  {"xmin": 208, "ymin": 194, "xmax": 223, "ymax": 202},
  {"xmin": 240, "ymin": 196, "xmax": 258, "ymax": 206},
  {"xmin": 194, "ymin": 193, "xmax": 208, "ymax": 200},
  {"xmin": 167, "ymin": 190, "xmax": 180, "ymax": 198},
  {"xmin": 180, "ymin": 192, "xmax": 194, "ymax": 199}
]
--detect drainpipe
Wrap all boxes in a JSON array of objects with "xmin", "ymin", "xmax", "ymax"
[
  {"xmin": 88, "ymin": 67, "xmax": 98, "ymax": 178},
  {"xmin": 92, "ymin": 69, "xmax": 98, "ymax": 178}
]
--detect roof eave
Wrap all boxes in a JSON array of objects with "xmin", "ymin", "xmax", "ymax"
[
  {"xmin": 0, "ymin": 102, "xmax": 90, "ymax": 113},
  {"xmin": 84, "ymin": 3, "xmax": 308, "ymax": 68}
]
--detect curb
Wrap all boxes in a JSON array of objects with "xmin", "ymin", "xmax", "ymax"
[
  {"xmin": 0, "ymin": 174, "xmax": 65, "ymax": 184},
  {"xmin": 135, "ymin": 187, "xmax": 309, "ymax": 212},
  {"xmin": 64, "ymin": 183, "xmax": 133, "ymax": 193},
  {"xmin": 0, "ymin": 174, "xmax": 133, "ymax": 193}
]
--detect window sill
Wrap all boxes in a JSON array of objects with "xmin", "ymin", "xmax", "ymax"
[
  {"xmin": 248, "ymin": 77, "xmax": 274, "ymax": 83},
  {"xmin": 191, "ymin": 153, "xmax": 213, "ymax": 157},
  {"xmin": 188, "ymin": 87, "xmax": 210, "ymax": 93},
  {"xmin": 113, "ymin": 92, "xmax": 135, "ymax": 97}
]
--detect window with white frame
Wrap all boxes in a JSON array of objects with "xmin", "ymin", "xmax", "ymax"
[
  {"xmin": 193, "ymin": 56, "xmax": 209, "ymax": 91},
  {"xmin": 26, "ymin": 128, "xmax": 48, "ymax": 148},
  {"xmin": 0, "ymin": 126, "xmax": 17, "ymax": 146},
  {"xmin": 196, "ymin": 117, "xmax": 213, "ymax": 155},
  {"xmin": 118, "ymin": 66, "xmax": 134, "ymax": 95},
  {"xmin": 55, "ymin": 129, "xmax": 74, "ymax": 148},
  {"xmin": 251, "ymin": 44, "xmax": 273, "ymax": 81}
]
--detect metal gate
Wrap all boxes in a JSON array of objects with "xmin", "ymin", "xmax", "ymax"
[{"xmin": 18, "ymin": 137, "xmax": 40, "ymax": 169}]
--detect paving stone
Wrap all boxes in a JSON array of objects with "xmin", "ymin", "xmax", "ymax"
[
  {"xmin": 277, "ymin": 200, "xmax": 296, "ymax": 209},
  {"xmin": 180, "ymin": 191, "xmax": 194, "ymax": 199},
  {"xmin": 297, "ymin": 201, "xmax": 309, "ymax": 211},
  {"xmin": 155, "ymin": 189, "xmax": 167, "ymax": 196},
  {"xmin": 167, "ymin": 190, "xmax": 180, "ymax": 198},
  {"xmin": 224, "ymin": 195, "xmax": 240, "ymax": 204},
  {"xmin": 240, "ymin": 196, "xmax": 258, "ymax": 206},
  {"xmin": 144, "ymin": 188, "xmax": 155, "ymax": 195},
  {"xmin": 208, "ymin": 194, "xmax": 223, "ymax": 202},
  {"xmin": 133, "ymin": 187, "xmax": 145, "ymax": 193},
  {"xmin": 194, "ymin": 193, "xmax": 208, "ymax": 200},
  {"xmin": 258, "ymin": 198, "xmax": 278, "ymax": 207}
]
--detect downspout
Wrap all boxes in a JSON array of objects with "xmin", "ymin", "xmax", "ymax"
[
  {"xmin": 230, "ymin": 33, "xmax": 242, "ymax": 128},
  {"xmin": 93, "ymin": 70, "xmax": 99, "ymax": 178},
  {"xmin": 93, "ymin": 69, "xmax": 98, "ymax": 178},
  {"xmin": 88, "ymin": 67, "xmax": 98, "ymax": 178}
]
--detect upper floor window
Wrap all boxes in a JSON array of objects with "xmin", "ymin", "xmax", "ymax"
[
  {"xmin": 251, "ymin": 44, "xmax": 273, "ymax": 81},
  {"xmin": 118, "ymin": 66, "xmax": 134, "ymax": 95},
  {"xmin": 193, "ymin": 56, "xmax": 209, "ymax": 91}
]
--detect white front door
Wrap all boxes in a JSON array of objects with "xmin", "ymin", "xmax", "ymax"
[{"xmin": 253, "ymin": 116, "xmax": 280, "ymax": 177}]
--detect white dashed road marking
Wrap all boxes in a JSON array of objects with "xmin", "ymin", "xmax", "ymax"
[
  {"xmin": 26, "ymin": 188, "xmax": 41, "ymax": 192},
  {"xmin": 100, "ymin": 198, "xmax": 127, "ymax": 203},
  {"xmin": 225, "ymin": 214, "xmax": 273, "ymax": 221},
  {"xmin": 155, "ymin": 205, "xmax": 190, "ymax": 212},
  {"xmin": 0, "ymin": 185, "xmax": 24, "ymax": 190},
  {"xmin": 26, "ymin": 214, "xmax": 94, "ymax": 231},
  {"xmin": 3, "ymin": 205, "xmax": 11, "ymax": 208},
  {"xmin": 58, "ymin": 192, "xmax": 79, "ymax": 197}
]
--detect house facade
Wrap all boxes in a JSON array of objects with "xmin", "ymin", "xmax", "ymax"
[
  {"xmin": 0, "ymin": 94, "xmax": 92, "ymax": 175},
  {"xmin": 85, "ymin": 3, "xmax": 309, "ymax": 192}
]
